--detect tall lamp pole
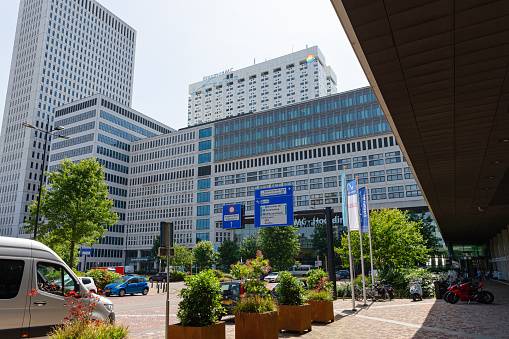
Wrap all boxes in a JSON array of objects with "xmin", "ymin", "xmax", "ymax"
[{"xmin": 22, "ymin": 119, "xmax": 69, "ymax": 240}]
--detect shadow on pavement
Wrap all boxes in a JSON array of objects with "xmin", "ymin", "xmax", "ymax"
[{"xmin": 412, "ymin": 280, "xmax": 509, "ymax": 339}]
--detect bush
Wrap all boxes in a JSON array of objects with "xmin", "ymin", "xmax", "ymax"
[
  {"xmin": 231, "ymin": 251, "xmax": 271, "ymax": 298},
  {"xmin": 307, "ymin": 269, "xmax": 328, "ymax": 290},
  {"xmin": 171, "ymin": 271, "xmax": 186, "ymax": 282},
  {"xmin": 307, "ymin": 290, "xmax": 333, "ymax": 301},
  {"xmin": 379, "ymin": 268, "xmax": 437, "ymax": 298},
  {"xmin": 233, "ymin": 296, "xmax": 277, "ymax": 314},
  {"xmin": 49, "ymin": 320, "xmax": 129, "ymax": 339},
  {"xmin": 276, "ymin": 271, "xmax": 306, "ymax": 306},
  {"xmin": 85, "ymin": 269, "xmax": 122, "ymax": 291},
  {"xmin": 177, "ymin": 270, "xmax": 223, "ymax": 327}
]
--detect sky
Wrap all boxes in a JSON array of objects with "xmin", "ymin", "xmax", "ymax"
[{"xmin": 0, "ymin": 0, "xmax": 368, "ymax": 131}]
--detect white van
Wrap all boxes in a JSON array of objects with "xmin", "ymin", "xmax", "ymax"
[
  {"xmin": 289, "ymin": 264, "xmax": 313, "ymax": 277},
  {"xmin": 0, "ymin": 237, "xmax": 115, "ymax": 338}
]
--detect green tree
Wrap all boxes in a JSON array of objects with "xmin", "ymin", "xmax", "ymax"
[
  {"xmin": 170, "ymin": 244, "xmax": 194, "ymax": 269},
  {"xmin": 239, "ymin": 235, "xmax": 259, "ymax": 261},
  {"xmin": 259, "ymin": 226, "xmax": 300, "ymax": 271},
  {"xmin": 193, "ymin": 241, "xmax": 216, "ymax": 269},
  {"xmin": 25, "ymin": 158, "xmax": 118, "ymax": 267},
  {"xmin": 335, "ymin": 208, "xmax": 429, "ymax": 271},
  {"xmin": 218, "ymin": 239, "xmax": 239, "ymax": 269},
  {"xmin": 407, "ymin": 211, "xmax": 442, "ymax": 256}
]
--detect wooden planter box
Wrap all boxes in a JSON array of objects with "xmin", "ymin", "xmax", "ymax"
[
  {"xmin": 278, "ymin": 304, "xmax": 312, "ymax": 334},
  {"xmin": 168, "ymin": 321, "xmax": 225, "ymax": 339},
  {"xmin": 235, "ymin": 311, "xmax": 278, "ymax": 339},
  {"xmin": 308, "ymin": 299, "xmax": 334, "ymax": 324}
]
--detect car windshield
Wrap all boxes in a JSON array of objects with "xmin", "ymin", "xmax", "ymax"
[{"xmin": 113, "ymin": 277, "xmax": 131, "ymax": 284}]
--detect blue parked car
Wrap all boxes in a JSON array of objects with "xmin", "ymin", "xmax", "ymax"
[{"xmin": 104, "ymin": 276, "xmax": 149, "ymax": 297}]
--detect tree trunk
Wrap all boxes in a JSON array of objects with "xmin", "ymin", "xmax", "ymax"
[{"xmin": 69, "ymin": 241, "xmax": 75, "ymax": 268}]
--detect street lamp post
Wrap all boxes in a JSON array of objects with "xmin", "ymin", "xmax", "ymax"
[{"xmin": 22, "ymin": 119, "xmax": 69, "ymax": 240}]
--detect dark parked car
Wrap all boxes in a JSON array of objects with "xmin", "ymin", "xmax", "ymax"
[
  {"xmin": 336, "ymin": 270, "xmax": 350, "ymax": 280},
  {"xmin": 219, "ymin": 281, "xmax": 243, "ymax": 317},
  {"xmin": 149, "ymin": 272, "xmax": 171, "ymax": 283}
]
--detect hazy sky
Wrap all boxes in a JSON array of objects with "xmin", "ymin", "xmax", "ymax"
[{"xmin": 0, "ymin": 0, "xmax": 368, "ymax": 131}]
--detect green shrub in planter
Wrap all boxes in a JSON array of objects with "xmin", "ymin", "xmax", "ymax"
[
  {"xmin": 234, "ymin": 296, "xmax": 277, "ymax": 314},
  {"xmin": 177, "ymin": 270, "xmax": 223, "ymax": 327},
  {"xmin": 306, "ymin": 290, "xmax": 333, "ymax": 301},
  {"xmin": 276, "ymin": 271, "xmax": 306, "ymax": 306},
  {"xmin": 307, "ymin": 269, "xmax": 328, "ymax": 290}
]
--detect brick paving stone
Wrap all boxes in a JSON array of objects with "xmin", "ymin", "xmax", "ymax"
[{"xmin": 123, "ymin": 280, "xmax": 509, "ymax": 339}]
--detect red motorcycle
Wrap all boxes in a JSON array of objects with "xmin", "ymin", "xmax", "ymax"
[{"xmin": 447, "ymin": 280, "xmax": 494, "ymax": 304}]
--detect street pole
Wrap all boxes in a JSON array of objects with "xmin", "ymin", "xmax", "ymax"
[
  {"xmin": 33, "ymin": 117, "xmax": 49, "ymax": 240},
  {"xmin": 356, "ymin": 177, "xmax": 367, "ymax": 306},
  {"xmin": 325, "ymin": 207, "xmax": 337, "ymax": 299},
  {"xmin": 22, "ymin": 120, "xmax": 68, "ymax": 240},
  {"xmin": 366, "ymin": 185, "xmax": 375, "ymax": 287},
  {"xmin": 343, "ymin": 167, "xmax": 356, "ymax": 311},
  {"xmin": 165, "ymin": 251, "xmax": 170, "ymax": 339}
]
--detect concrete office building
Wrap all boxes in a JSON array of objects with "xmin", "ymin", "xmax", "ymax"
[
  {"xmin": 127, "ymin": 86, "xmax": 428, "ymax": 269},
  {"xmin": 49, "ymin": 94, "xmax": 172, "ymax": 269},
  {"xmin": 0, "ymin": 0, "xmax": 136, "ymax": 237},
  {"xmin": 50, "ymin": 86, "xmax": 429, "ymax": 270},
  {"xmin": 187, "ymin": 46, "xmax": 337, "ymax": 126}
]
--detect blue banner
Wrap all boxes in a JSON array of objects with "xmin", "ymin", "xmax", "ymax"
[
  {"xmin": 347, "ymin": 179, "xmax": 359, "ymax": 231},
  {"xmin": 341, "ymin": 169, "xmax": 347, "ymax": 229},
  {"xmin": 359, "ymin": 187, "xmax": 369, "ymax": 233}
]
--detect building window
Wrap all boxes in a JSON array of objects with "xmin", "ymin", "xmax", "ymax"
[
  {"xmin": 196, "ymin": 219, "xmax": 210, "ymax": 230},
  {"xmin": 197, "ymin": 205, "xmax": 210, "ymax": 216},
  {"xmin": 198, "ymin": 178, "xmax": 211, "ymax": 189},
  {"xmin": 197, "ymin": 192, "xmax": 210, "ymax": 203},
  {"xmin": 198, "ymin": 153, "xmax": 211, "ymax": 163},
  {"xmin": 196, "ymin": 233, "xmax": 210, "ymax": 243},
  {"xmin": 199, "ymin": 127, "xmax": 212, "ymax": 138},
  {"xmin": 199, "ymin": 140, "xmax": 212, "ymax": 151}
]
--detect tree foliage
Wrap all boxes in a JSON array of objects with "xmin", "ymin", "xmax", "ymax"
[
  {"xmin": 259, "ymin": 226, "xmax": 300, "ymax": 271},
  {"xmin": 170, "ymin": 244, "xmax": 194, "ymax": 269},
  {"xmin": 239, "ymin": 235, "xmax": 259, "ymax": 261},
  {"xmin": 193, "ymin": 241, "xmax": 216, "ymax": 269},
  {"xmin": 25, "ymin": 159, "xmax": 118, "ymax": 267},
  {"xmin": 335, "ymin": 208, "xmax": 429, "ymax": 271},
  {"xmin": 407, "ymin": 211, "xmax": 443, "ymax": 255},
  {"xmin": 217, "ymin": 239, "xmax": 239, "ymax": 270},
  {"xmin": 231, "ymin": 251, "xmax": 271, "ymax": 297}
]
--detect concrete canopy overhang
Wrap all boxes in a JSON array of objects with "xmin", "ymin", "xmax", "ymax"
[{"xmin": 331, "ymin": 0, "xmax": 509, "ymax": 242}]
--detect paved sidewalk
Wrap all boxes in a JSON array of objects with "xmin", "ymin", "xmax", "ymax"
[{"xmin": 129, "ymin": 280, "xmax": 509, "ymax": 339}]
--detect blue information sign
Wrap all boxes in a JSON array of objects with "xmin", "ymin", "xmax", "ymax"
[
  {"xmin": 255, "ymin": 185, "xmax": 294, "ymax": 228},
  {"xmin": 80, "ymin": 248, "xmax": 92, "ymax": 256},
  {"xmin": 222, "ymin": 204, "xmax": 242, "ymax": 229}
]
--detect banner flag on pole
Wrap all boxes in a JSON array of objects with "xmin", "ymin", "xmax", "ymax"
[
  {"xmin": 347, "ymin": 179, "xmax": 359, "ymax": 231},
  {"xmin": 341, "ymin": 169, "xmax": 348, "ymax": 229},
  {"xmin": 359, "ymin": 186, "xmax": 370, "ymax": 233}
]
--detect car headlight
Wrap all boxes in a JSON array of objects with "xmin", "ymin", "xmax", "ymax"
[{"xmin": 104, "ymin": 303, "xmax": 114, "ymax": 312}]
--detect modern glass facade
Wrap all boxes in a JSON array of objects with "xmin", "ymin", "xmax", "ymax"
[{"xmin": 214, "ymin": 88, "xmax": 388, "ymax": 161}]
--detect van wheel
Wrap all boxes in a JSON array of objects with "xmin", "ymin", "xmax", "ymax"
[
  {"xmin": 142, "ymin": 288, "xmax": 149, "ymax": 295},
  {"xmin": 119, "ymin": 289, "xmax": 126, "ymax": 297}
]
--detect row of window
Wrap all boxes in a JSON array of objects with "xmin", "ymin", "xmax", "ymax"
[{"xmin": 52, "ymin": 132, "xmax": 94, "ymax": 151}]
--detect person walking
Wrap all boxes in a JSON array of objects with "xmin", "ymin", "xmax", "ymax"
[{"xmin": 477, "ymin": 269, "xmax": 482, "ymax": 281}]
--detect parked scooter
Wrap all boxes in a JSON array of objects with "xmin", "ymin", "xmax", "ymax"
[
  {"xmin": 446, "ymin": 278, "xmax": 494, "ymax": 304},
  {"xmin": 409, "ymin": 281, "xmax": 423, "ymax": 301}
]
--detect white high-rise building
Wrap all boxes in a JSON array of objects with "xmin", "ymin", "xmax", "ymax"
[
  {"xmin": 0, "ymin": 0, "xmax": 136, "ymax": 237},
  {"xmin": 187, "ymin": 46, "xmax": 337, "ymax": 126}
]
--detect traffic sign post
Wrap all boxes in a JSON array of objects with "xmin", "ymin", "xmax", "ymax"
[
  {"xmin": 255, "ymin": 185, "xmax": 294, "ymax": 228},
  {"xmin": 222, "ymin": 204, "xmax": 242, "ymax": 229}
]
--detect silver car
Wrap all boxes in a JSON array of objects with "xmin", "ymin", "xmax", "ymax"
[{"xmin": 79, "ymin": 277, "xmax": 98, "ymax": 293}]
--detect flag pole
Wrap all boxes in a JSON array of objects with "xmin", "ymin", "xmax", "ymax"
[
  {"xmin": 356, "ymin": 176, "xmax": 367, "ymax": 306},
  {"xmin": 343, "ymin": 167, "xmax": 356, "ymax": 311},
  {"xmin": 366, "ymin": 184, "xmax": 375, "ymax": 287}
]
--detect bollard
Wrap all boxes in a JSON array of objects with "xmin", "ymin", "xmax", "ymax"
[
  {"xmin": 151, "ymin": 281, "xmax": 153, "ymax": 288},
  {"xmin": 157, "ymin": 282, "xmax": 160, "ymax": 293}
]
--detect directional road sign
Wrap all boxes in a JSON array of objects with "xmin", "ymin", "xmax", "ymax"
[
  {"xmin": 222, "ymin": 204, "xmax": 242, "ymax": 229},
  {"xmin": 80, "ymin": 248, "xmax": 92, "ymax": 256},
  {"xmin": 255, "ymin": 185, "xmax": 294, "ymax": 227}
]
